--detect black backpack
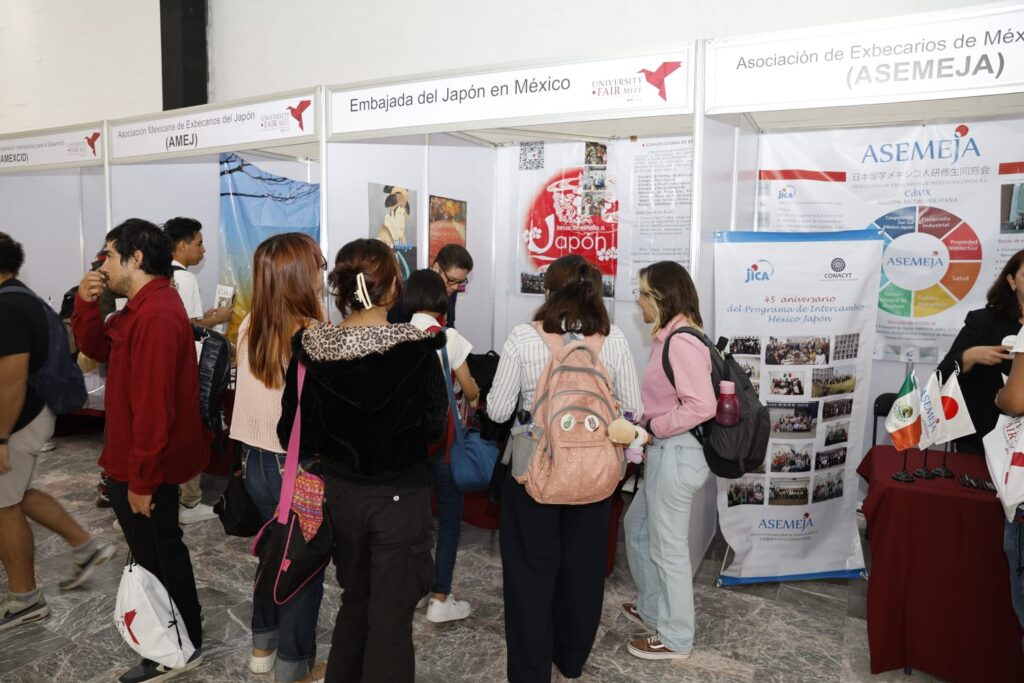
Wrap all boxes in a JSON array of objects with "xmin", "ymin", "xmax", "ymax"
[
  {"xmin": 662, "ymin": 327, "xmax": 770, "ymax": 479},
  {"xmin": 193, "ymin": 324, "xmax": 231, "ymax": 433},
  {"xmin": 0, "ymin": 286, "xmax": 87, "ymax": 414}
]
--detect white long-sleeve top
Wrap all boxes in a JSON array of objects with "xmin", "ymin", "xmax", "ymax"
[{"xmin": 486, "ymin": 322, "xmax": 643, "ymax": 423}]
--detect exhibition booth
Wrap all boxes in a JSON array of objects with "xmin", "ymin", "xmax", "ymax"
[{"xmin": 700, "ymin": 3, "xmax": 1024, "ymax": 679}]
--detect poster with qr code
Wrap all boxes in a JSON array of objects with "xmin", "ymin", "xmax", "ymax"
[{"xmin": 516, "ymin": 141, "xmax": 618, "ymax": 296}]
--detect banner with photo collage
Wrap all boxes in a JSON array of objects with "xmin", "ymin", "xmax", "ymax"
[{"xmin": 714, "ymin": 229, "xmax": 883, "ymax": 584}]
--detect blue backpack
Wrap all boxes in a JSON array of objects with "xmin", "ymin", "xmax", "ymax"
[{"xmin": 0, "ymin": 286, "xmax": 87, "ymax": 414}]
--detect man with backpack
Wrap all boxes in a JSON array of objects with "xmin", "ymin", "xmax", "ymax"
[
  {"xmin": 163, "ymin": 217, "xmax": 230, "ymax": 525},
  {"xmin": 0, "ymin": 232, "xmax": 115, "ymax": 633},
  {"xmin": 72, "ymin": 219, "xmax": 207, "ymax": 681}
]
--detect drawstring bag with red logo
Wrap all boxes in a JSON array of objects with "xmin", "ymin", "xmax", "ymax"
[
  {"xmin": 983, "ymin": 414, "xmax": 1024, "ymax": 521},
  {"xmin": 114, "ymin": 529, "xmax": 195, "ymax": 668}
]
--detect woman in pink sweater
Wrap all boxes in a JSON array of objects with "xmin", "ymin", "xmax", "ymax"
[
  {"xmin": 623, "ymin": 261, "xmax": 717, "ymax": 662},
  {"xmin": 229, "ymin": 232, "xmax": 328, "ymax": 683}
]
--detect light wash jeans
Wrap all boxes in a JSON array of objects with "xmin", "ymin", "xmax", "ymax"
[{"xmin": 624, "ymin": 431, "xmax": 709, "ymax": 654}]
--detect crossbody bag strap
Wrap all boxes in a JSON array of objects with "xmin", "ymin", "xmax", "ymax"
[
  {"xmin": 440, "ymin": 346, "xmax": 465, "ymax": 447},
  {"xmin": 277, "ymin": 362, "xmax": 306, "ymax": 525}
]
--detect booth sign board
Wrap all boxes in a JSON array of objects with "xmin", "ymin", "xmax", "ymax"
[
  {"xmin": 330, "ymin": 51, "xmax": 693, "ymax": 135},
  {"xmin": 706, "ymin": 4, "xmax": 1024, "ymax": 113},
  {"xmin": 0, "ymin": 127, "xmax": 104, "ymax": 173},
  {"xmin": 109, "ymin": 93, "xmax": 317, "ymax": 161}
]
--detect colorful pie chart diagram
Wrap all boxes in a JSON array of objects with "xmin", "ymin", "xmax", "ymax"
[{"xmin": 871, "ymin": 205, "xmax": 982, "ymax": 317}]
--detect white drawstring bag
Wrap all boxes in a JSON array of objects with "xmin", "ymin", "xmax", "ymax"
[
  {"xmin": 983, "ymin": 414, "xmax": 1024, "ymax": 521},
  {"xmin": 114, "ymin": 552, "xmax": 195, "ymax": 669}
]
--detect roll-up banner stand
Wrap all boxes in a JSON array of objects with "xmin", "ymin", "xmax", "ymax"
[
  {"xmin": 0, "ymin": 123, "xmax": 105, "ymax": 173},
  {"xmin": 327, "ymin": 50, "xmax": 695, "ymax": 138},
  {"xmin": 714, "ymin": 229, "xmax": 883, "ymax": 584},
  {"xmin": 705, "ymin": 3, "xmax": 1024, "ymax": 113},
  {"xmin": 108, "ymin": 90, "xmax": 318, "ymax": 162}
]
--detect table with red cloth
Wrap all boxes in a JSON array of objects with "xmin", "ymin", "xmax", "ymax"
[{"xmin": 858, "ymin": 446, "xmax": 1024, "ymax": 682}]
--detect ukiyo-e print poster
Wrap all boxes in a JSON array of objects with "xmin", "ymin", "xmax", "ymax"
[
  {"xmin": 515, "ymin": 141, "xmax": 619, "ymax": 296},
  {"xmin": 714, "ymin": 229, "xmax": 881, "ymax": 584},
  {"xmin": 757, "ymin": 118, "xmax": 1024, "ymax": 361},
  {"xmin": 369, "ymin": 182, "xmax": 418, "ymax": 280},
  {"xmin": 428, "ymin": 195, "xmax": 468, "ymax": 267}
]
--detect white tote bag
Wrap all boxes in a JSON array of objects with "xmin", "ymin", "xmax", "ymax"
[
  {"xmin": 114, "ymin": 555, "xmax": 195, "ymax": 669},
  {"xmin": 983, "ymin": 414, "xmax": 1024, "ymax": 522}
]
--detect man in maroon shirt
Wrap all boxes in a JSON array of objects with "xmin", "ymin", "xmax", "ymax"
[{"xmin": 72, "ymin": 219, "xmax": 207, "ymax": 682}]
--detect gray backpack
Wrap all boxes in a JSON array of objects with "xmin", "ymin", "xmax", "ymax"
[{"xmin": 662, "ymin": 327, "xmax": 770, "ymax": 479}]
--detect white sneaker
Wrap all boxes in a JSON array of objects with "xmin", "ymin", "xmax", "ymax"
[
  {"xmin": 179, "ymin": 503, "xmax": 218, "ymax": 525},
  {"xmin": 415, "ymin": 594, "xmax": 430, "ymax": 610},
  {"xmin": 426, "ymin": 595, "xmax": 471, "ymax": 623},
  {"xmin": 37, "ymin": 441, "xmax": 56, "ymax": 453},
  {"xmin": 249, "ymin": 650, "xmax": 276, "ymax": 674}
]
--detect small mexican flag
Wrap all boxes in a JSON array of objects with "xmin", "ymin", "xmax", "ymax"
[{"xmin": 885, "ymin": 372, "xmax": 922, "ymax": 451}]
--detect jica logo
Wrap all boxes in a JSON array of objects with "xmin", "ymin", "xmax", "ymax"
[
  {"xmin": 758, "ymin": 512, "xmax": 813, "ymax": 531},
  {"xmin": 861, "ymin": 124, "xmax": 980, "ymax": 166},
  {"xmin": 777, "ymin": 185, "xmax": 796, "ymax": 200},
  {"xmin": 744, "ymin": 259, "xmax": 774, "ymax": 283}
]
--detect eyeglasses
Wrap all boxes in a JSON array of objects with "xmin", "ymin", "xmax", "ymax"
[{"xmin": 441, "ymin": 269, "xmax": 469, "ymax": 287}]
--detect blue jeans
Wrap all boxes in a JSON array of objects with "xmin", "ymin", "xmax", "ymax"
[
  {"xmin": 242, "ymin": 444, "xmax": 326, "ymax": 682},
  {"xmin": 430, "ymin": 461, "xmax": 463, "ymax": 595},
  {"xmin": 624, "ymin": 431, "xmax": 709, "ymax": 654},
  {"xmin": 1004, "ymin": 516, "xmax": 1024, "ymax": 637}
]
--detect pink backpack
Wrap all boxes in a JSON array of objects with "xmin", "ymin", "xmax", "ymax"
[{"xmin": 518, "ymin": 322, "xmax": 624, "ymax": 504}]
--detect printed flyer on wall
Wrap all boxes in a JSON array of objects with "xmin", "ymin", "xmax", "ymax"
[
  {"xmin": 756, "ymin": 118, "xmax": 1024, "ymax": 361},
  {"xmin": 714, "ymin": 229, "xmax": 882, "ymax": 584}
]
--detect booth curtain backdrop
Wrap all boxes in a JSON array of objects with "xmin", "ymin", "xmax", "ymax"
[{"xmin": 219, "ymin": 152, "xmax": 320, "ymax": 344}]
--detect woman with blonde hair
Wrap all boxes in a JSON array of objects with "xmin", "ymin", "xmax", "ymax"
[
  {"xmin": 623, "ymin": 260, "xmax": 716, "ymax": 662},
  {"xmin": 229, "ymin": 232, "xmax": 328, "ymax": 683}
]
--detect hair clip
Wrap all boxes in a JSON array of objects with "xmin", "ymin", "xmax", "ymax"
[{"xmin": 354, "ymin": 272, "xmax": 373, "ymax": 310}]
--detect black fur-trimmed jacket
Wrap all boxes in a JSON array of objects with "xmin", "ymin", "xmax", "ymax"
[{"xmin": 278, "ymin": 322, "xmax": 448, "ymax": 486}]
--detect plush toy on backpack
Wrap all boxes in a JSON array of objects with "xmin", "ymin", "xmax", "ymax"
[{"xmin": 608, "ymin": 418, "xmax": 648, "ymax": 464}]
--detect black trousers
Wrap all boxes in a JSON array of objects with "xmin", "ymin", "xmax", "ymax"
[
  {"xmin": 107, "ymin": 480, "xmax": 204, "ymax": 650},
  {"xmin": 324, "ymin": 477, "xmax": 433, "ymax": 683},
  {"xmin": 500, "ymin": 477, "xmax": 613, "ymax": 682}
]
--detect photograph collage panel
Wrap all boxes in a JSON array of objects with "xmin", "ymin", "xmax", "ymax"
[
  {"xmin": 727, "ymin": 474, "xmax": 766, "ymax": 508},
  {"xmin": 812, "ymin": 469, "xmax": 845, "ymax": 503},
  {"xmin": 768, "ymin": 401, "xmax": 819, "ymax": 439},
  {"xmin": 582, "ymin": 141, "xmax": 609, "ymax": 220}
]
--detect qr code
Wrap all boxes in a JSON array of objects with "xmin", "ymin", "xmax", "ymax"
[{"xmin": 519, "ymin": 142, "xmax": 544, "ymax": 171}]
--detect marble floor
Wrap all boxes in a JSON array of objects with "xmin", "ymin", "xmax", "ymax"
[{"xmin": 0, "ymin": 433, "xmax": 943, "ymax": 682}]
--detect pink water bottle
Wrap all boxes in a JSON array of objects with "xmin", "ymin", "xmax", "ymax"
[{"xmin": 716, "ymin": 381, "xmax": 740, "ymax": 426}]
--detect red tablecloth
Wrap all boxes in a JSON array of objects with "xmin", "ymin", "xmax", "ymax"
[{"xmin": 858, "ymin": 446, "xmax": 1024, "ymax": 682}]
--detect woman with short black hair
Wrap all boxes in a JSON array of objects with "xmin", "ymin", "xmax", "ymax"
[{"xmin": 488, "ymin": 255, "xmax": 642, "ymax": 682}]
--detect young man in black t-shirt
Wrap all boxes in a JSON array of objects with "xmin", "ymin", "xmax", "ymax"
[
  {"xmin": 0, "ymin": 232, "xmax": 114, "ymax": 633},
  {"xmin": 387, "ymin": 243, "xmax": 473, "ymax": 327}
]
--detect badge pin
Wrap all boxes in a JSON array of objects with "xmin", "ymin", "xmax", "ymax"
[
  {"xmin": 560, "ymin": 414, "xmax": 576, "ymax": 431},
  {"xmin": 584, "ymin": 415, "xmax": 601, "ymax": 432}
]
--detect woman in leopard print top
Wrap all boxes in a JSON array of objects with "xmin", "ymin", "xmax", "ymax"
[{"xmin": 278, "ymin": 239, "xmax": 447, "ymax": 683}]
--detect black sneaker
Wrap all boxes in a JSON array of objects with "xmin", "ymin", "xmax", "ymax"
[{"xmin": 118, "ymin": 649, "xmax": 203, "ymax": 682}]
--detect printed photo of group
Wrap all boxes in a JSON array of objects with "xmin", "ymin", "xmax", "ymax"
[
  {"xmin": 812, "ymin": 469, "xmax": 845, "ymax": 503},
  {"xmin": 768, "ymin": 401, "xmax": 819, "ymax": 440},
  {"xmin": 769, "ymin": 477, "xmax": 810, "ymax": 506},
  {"xmin": 726, "ymin": 474, "xmax": 766, "ymax": 507}
]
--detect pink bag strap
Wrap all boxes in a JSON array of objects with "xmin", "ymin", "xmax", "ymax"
[{"xmin": 277, "ymin": 362, "xmax": 306, "ymax": 525}]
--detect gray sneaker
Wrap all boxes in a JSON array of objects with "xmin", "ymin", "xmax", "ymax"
[
  {"xmin": 60, "ymin": 540, "xmax": 117, "ymax": 591},
  {"xmin": 0, "ymin": 594, "xmax": 50, "ymax": 632}
]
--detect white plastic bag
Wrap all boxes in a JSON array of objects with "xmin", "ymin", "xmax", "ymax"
[
  {"xmin": 114, "ymin": 557, "xmax": 195, "ymax": 669},
  {"xmin": 983, "ymin": 414, "xmax": 1024, "ymax": 521}
]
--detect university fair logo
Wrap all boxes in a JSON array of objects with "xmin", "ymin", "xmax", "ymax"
[
  {"xmin": 861, "ymin": 124, "xmax": 980, "ymax": 165},
  {"xmin": 85, "ymin": 132, "xmax": 101, "ymax": 156},
  {"xmin": 758, "ymin": 512, "xmax": 813, "ymax": 531},
  {"xmin": 744, "ymin": 259, "xmax": 774, "ymax": 283},
  {"xmin": 287, "ymin": 100, "xmax": 312, "ymax": 131},
  {"xmin": 122, "ymin": 609, "xmax": 140, "ymax": 645},
  {"xmin": 638, "ymin": 62, "xmax": 682, "ymax": 101}
]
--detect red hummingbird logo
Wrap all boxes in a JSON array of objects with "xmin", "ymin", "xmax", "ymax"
[
  {"xmin": 638, "ymin": 62, "xmax": 682, "ymax": 101},
  {"xmin": 85, "ymin": 132, "xmax": 101, "ymax": 156},
  {"xmin": 122, "ymin": 609, "xmax": 140, "ymax": 645},
  {"xmin": 287, "ymin": 100, "xmax": 312, "ymax": 131}
]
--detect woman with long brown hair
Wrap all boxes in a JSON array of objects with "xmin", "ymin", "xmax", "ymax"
[
  {"xmin": 229, "ymin": 232, "xmax": 328, "ymax": 683},
  {"xmin": 487, "ymin": 254, "xmax": 642, "ymax": 682}
]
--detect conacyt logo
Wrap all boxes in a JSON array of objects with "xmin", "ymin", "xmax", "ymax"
[
  {"xmin": 744, "ymin": 259, "xmax": 774, "ymax": 283},
  {"xmin": 861, "ymin": 124, "xmax": 980, "ymax": 165},
  {"xmin": 287, "ymin": 100, "xmax": 312, "ymax": 131},
  {"xmin": 824, "ymin": 256, "xmax": 852, "ymax": 280},
  {"xmin": 638, "ymin": 62, "xmax": 681, "ymax": 101},
  {"xmin": 759, "ymin": 512, "xmax": 813, "ymax": 531},
  {"xmin": 85, "ymin": 132, "xmax": 100, "ymax": 156}
]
